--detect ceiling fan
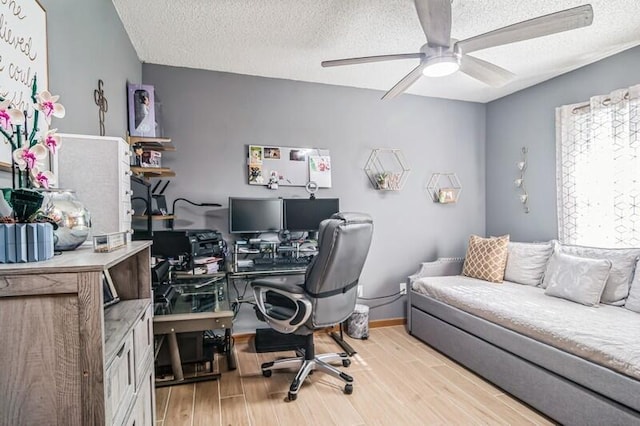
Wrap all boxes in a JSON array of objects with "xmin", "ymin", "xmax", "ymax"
[{"xmin": 321, "ymin": 0, "xmax": 594, "ymax": 99}]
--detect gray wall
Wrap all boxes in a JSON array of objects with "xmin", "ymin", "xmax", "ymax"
[
  {"xmin": 143, "ymin": 64, "xmax": 486, "ymax": 333},
  {"xmin": 486, "ymin": 45, "xmax": 640, "ymax": 241},
  {"xmin": 40, "ymin": 0, "xmax": 141, "ymax": 137}
]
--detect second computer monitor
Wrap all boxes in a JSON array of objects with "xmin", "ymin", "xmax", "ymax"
[{"xmin": 283, "ymin": 198, "xmax": 340, "ymax": 232}]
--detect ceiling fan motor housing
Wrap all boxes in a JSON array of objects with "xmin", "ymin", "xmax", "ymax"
[{"xmin": 420, "ymin": 44, "xmax": 461, "ymax": 77}]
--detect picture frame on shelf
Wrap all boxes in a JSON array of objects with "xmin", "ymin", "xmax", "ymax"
[
  {"xmin": 438, "ymin": 188, "xmax": 456, "ymax": 204},
  {"xmin": 127, "ymin": 83, "xmax": 156, "ymax": 137}
]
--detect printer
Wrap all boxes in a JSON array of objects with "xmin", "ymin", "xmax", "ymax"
[{"xmin": 152, "ymin": 229, "xmax": 225, "ymax": 262}]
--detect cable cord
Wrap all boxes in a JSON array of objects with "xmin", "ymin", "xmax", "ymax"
[
  {"xmin": 363, "ymin": 294, "xmax": 404, "ymax": 310},
  {"xmin": 358, "ymin": 290, "xmax": 403, "ymax": 300}
]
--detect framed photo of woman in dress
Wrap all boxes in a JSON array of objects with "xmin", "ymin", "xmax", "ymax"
[{"xmin": 127, "ymin": 83, "xmax": 156, "ymax": 137}]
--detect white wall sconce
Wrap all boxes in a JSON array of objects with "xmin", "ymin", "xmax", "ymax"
[{"xmin": 515, "ymin": 147, "xmax": 529, "ymax": 213}]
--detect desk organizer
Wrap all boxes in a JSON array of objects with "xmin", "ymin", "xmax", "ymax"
[{"xmin": 0, "ymin": 223, "xmax": 54, "ymax": 263}]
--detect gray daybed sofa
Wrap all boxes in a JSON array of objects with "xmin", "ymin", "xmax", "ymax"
[{"xmin": 407, "ymin": 242, "xmax": 640, "ymax": 425}]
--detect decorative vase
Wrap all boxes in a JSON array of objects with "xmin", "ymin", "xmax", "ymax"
[{"xmin": 40, "ymin": 189, "xmax": 91, "ymax": 251}]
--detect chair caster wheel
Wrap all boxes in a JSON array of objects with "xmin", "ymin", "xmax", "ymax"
[
  {"xmin": 288, "ymin": 391, "xmax": 297, "ymax": 401},
  {"xmin": 344, "ymin": 384, "xmax": 353, "ymax": 395},
  {"xmin": 262, "ymin": 370, "xmax": 272, "ymax": 378},
  {"xmin": 342, "ymin": 359, "xmax": 351, "ymax": 367}
]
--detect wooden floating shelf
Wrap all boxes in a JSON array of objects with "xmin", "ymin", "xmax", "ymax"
[
  {"xmin": 132, "ymin": 215, "xmax": 175, "ymax": 221},
  {"xmin": 130, "ymin": 167, "xmax": 176, "ymax": 178},
  {"xmin": 127, "ymin": 136, "xmax": 175, "ymax": 151}
]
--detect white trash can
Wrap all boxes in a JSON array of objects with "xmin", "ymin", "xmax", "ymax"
[{"xmin": 347, "ymin": 304, "xmax": 370, "ymax": 339}]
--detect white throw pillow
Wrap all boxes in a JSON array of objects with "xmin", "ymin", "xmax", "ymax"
[
  {"xmin": 543, "ymin": 252, "xmax": 611, "ymax": 306},
  {"xmin": 504, "ymin": 241, "xmax": 553, "ymax": 286},
  {"xmin": 551, "ymin": 241, "xmax": 640, "ymax": 305},
  {"xmin": 625, "ymin": 259, "xmax": 640, "ymax": 313}
]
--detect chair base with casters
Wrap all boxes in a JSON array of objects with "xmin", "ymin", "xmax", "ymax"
[{"xmin": 260, "ymin": 333, "xmax": 353, "ymax": 401}]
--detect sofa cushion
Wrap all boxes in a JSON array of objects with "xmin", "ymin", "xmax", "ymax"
[
  {"xmin": 462, "ymin": 235, "xmax": 509, "ymax": 283},
  {"xmin": 551, "ymin": 241, "xmax": 640, "ymax": 305},
  {"xmin": 543, "ymin": 252, "xmax": 611, "ymax": 306},
  {"xmin": 625, "ymin": 259, "xmax": 640, "ymax": 313},
  {"xmin": 504, "ymin": 241, "xmax": 553, "ymax": 286}
]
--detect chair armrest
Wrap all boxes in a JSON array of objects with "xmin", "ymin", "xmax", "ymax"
[
  {"xmin": 251, "ymin": 280, "xmax": 312, "ymax": 334},
  {"xmin": 408, "ymin": 257, "xmax": 465, "ymax": 284},
  {"xmin": 251, "ymin": 278, "xmax": 306, "ymax": 294}
]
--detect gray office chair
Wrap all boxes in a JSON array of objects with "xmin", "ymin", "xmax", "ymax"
[{"xmin": 251, "ymin": 212, "xmax": 373, "ymax": 401}]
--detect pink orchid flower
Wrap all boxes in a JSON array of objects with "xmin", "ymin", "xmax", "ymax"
[
  {"xmin": 0, "ymin": 99, "xmax": 25, "ymax": 130},
  {"xmin": 13, "ymin": 142, "xmax": 47, "ymax": 171},
  {"xmin": 41, "ymin": 129, "xmax": 61, "ymax": 154},
  {"xmin": 35, "ymin": 90, "xmax": 66, "ymax": 124},
  {"xmin": 30, "ymin": 167, "xmax": 56, "ymax": 189}
]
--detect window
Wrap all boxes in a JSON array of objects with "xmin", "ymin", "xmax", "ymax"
[{"xmin": 556, "ymin": 85, "xmax": 640, "ymax": 248}]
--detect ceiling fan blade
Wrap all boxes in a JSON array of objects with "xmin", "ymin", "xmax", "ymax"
[
  {"xmin": 456, "ymin": 4, "xmax": 593, "ymax": 54},
  {"xmin": 382, "ymin": 64, "xmax": 425, "ymax": 100},
  {"xmin": 414, "ymin": 0, "xmax": 452, "ymax": 47},
  {"xmin": 321, "ymin": 53, "xmax": 424, "ymax": 68},
  {"xmin": 460, "ymin": 55, "xmax": 515, "ymax": 87}
]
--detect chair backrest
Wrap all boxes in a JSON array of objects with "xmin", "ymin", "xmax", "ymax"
[{"xmin": 304, "ymin": 212, "xmax": 373, "ymax": 328}]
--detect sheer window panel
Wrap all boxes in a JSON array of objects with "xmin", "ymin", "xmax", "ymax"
[{"xmin": 556, "ymin": 84, "xmax": 640, "ymax": 248}]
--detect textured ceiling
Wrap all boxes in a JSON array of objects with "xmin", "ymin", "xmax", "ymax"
[{"xmin": 112, "ymin": 0, "xmax": 640, "ymax": 103}]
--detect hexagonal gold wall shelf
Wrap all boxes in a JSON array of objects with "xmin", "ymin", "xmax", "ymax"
[{"xmin": 364, "ymin": 149, "xmax": 411, "ymax": 191}]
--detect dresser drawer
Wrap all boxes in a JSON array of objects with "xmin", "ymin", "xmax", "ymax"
[
  {"xmin": 133, "ymin": 304, "xmax": 153, "ymax": 388},
  {"xmin": 106, "ymin": 334, "xmax": 135, "ymax": 426},
  {"xmin": 128, "ymin": 367, "xmax": 154, "ymax": 426}
]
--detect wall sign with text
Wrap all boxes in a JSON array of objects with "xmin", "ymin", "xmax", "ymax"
[{"xmin": 0, "ymin": 0, "xmax": 48, "ymax": 168}]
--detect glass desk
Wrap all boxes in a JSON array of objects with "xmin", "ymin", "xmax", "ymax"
[{"xmin": 153, "ymin": 273, "xmax": 235, "ymax": 387}]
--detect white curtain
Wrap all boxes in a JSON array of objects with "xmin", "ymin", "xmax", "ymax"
[{"xmin": 556, "ymin": 84, "xmax": 640, "ymax": 248}]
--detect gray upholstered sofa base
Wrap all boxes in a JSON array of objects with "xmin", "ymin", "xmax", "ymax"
[{"xmin": 409, "ymin": 294, "xmax": 640, "ymax": 425}]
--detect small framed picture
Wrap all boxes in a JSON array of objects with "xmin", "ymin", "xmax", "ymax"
[
  {"xmin": 438, "ymin": 188, "xmax": 456, "ymax": 204},
  {"xmin": 264, "ymin": 147, "xmax": 281, "ymax": 159},
  {"xmin": 103, "ymin": 270, "xmax": 120, "ymax": 308},
  {"xmin": 127, "ymin": 83, "xmax": 156, "ymax": 137}
]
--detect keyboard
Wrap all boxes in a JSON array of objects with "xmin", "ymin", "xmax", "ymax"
[{"xmin": 253, "ymin": 257, "xmax": 309, "ymax": 266}]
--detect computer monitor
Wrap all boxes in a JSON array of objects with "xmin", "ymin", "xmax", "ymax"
[
  {"xmin": 283, "ymin": 198, "xmax": 340, "ymax": 232},
  {"xmin": 229, "ymin": 197, "xmax": 283, "ymax": 234}
]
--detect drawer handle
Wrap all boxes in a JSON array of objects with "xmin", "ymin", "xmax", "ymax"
[
  {"xmin": 125, "ymin": 170, "xmax": 133, "ymax": 176},
  {"xmin": 124, "ymin": 150, "xmax": 132, "ymax": 156},
  {"xmin": 124, "ymin": 190, "xmax": 132, "ymax": 196},
  {"xmin": 117, "ymin": 343, "xmax": 126, "ymax": 358}
]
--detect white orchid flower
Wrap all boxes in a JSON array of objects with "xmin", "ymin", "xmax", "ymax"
[
  {"xmin": 13, "ymin": 142, "xmax": 47, "ymax": 170},
  {"xmin": 0, "ymin": 99, "xmax": 25, "ymax": 130},
  {"xmin": 35, "ymin": 90, "xmax": 66, "ymax": 123},
  {"xmin": 41, "ymin": 129, "xmax": 61, "ymax": 154},
  {"xmin": 30, "ymin": 166, "xmax": 56, "ymax": 189}
]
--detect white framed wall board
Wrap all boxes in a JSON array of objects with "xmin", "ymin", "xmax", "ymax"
[{"xmin": 247, "ymin": 145, "xmax": 331, "ymax": 188}]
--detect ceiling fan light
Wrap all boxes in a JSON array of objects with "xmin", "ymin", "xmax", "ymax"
[{"xmin": 422, "ymin": 55, "xmax": 460, "ymax": 77}]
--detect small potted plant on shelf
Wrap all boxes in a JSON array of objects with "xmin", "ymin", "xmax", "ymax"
[{"xmin": 375, "ymin": 172, "xmax": 389, "ymax": 190}]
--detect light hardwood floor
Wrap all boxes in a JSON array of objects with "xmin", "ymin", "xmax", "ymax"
[{"xmin": 155, "ymin": 325, "xmax": 555, "ymax": 425}]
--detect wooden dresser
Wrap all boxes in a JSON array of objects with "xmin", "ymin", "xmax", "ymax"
[{"xmin": 0, "ymin": 242, "xmax": 155, "ymax": 425}]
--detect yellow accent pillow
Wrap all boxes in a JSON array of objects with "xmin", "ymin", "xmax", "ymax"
[{"xmin": 462, "ymin": 234, "xmax": 510, "ymax": 283}]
